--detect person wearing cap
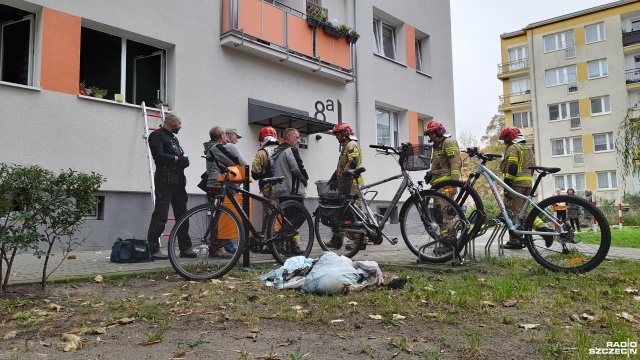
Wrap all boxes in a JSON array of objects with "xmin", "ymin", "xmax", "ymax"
[{"xmin": 224, "ymin": 128, "xmax": 247, "ymax": 166}]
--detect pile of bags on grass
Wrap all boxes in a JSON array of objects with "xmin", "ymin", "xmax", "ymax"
[{"xmin": 259, "ymin": 251, "xmax": 384, "ymax": 294}]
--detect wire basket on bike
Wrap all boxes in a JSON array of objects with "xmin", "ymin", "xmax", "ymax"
[
  {"xmin": 315, "ymin": 180, "xmax": 351, "ymax": 200},
  {"xmin": 400, "ymin": 144, "xmax": 432, "ymax": 171}
]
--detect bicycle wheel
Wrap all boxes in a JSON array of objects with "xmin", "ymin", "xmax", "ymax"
[
  {"xmin": 399, "ymin": 190, "xmax": 466, "ymax": 263},
  {"xmin": 314, "ymin": 210, "xmax": 364, "ymax": 258},
  {"xmin": 267, "ymin": 200, "xmax": 314, "ymax": 265},
  {"xmin": 430, "ymin": 180, "xmax": 485, "ymax": 237},
  {"xmin": 169, "ymin": 203, "xmax": 244, "ymax": 280},
  {"xmin": 524, "ymin": 195, "xmax": 610, "ymax": 273}
]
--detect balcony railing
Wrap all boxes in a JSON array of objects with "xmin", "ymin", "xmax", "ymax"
[
  {"xmin": 220, "ymin": 0, "xmax": 353, "ymax": 82},
  {"xmin": 498, "ymin": 90, "xmax": 531, "ymax": 107},
  {"xmin": 623, "ymin": 29, "xmax": 640, "ymax": 47},
  {"xmin": 625, "ymin": 69, "xmax": 640, "ymax": 85},
  {"xmin": 570, "ymin": 117, "xmax": 581, "ymax": 129},
  {"xmin": 497, "ymin": 59, "xmax": 529, "ymax": 75}
]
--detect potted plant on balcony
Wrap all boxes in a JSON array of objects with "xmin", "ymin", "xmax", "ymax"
[
  {"xmin": 322, "ymin": 21, "xmax": 342, "ymax": 38},
  {"xmin": 346, "ymin": 29, "xmax": 360, "ymax": 44},
  {"xmin": 89, "ymin": 87, "xmax": 108, "ymax": 99},
  {"xmin": 306, "ymin": 13, "xmax": 326, "ymax": 28}
]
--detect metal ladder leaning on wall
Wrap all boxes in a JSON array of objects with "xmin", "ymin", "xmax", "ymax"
[{"xmin": 141, "ymin": 101, "xmax": 172, "ymax": 248}]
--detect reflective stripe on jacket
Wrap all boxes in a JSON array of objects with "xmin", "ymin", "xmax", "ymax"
[
  {"xmin": 430, "ymin": 137, "xmax": 461, "ymax": 184},
  {"xmin": 500, "ymin": 142, "xmax": 533, "ymax": 185}
]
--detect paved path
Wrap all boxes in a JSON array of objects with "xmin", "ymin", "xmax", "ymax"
[{"xmin": 4, "ymin": 232, "xmax": 640, "ymax": 285}]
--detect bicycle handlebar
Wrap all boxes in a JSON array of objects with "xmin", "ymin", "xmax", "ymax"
[
  {"xmin": 463, "ymin": 147, "xmax": 502, "ymax": 162},
  {"xmin": 369, "ymin": 144, "xmax": 399, "ymax": 154}
]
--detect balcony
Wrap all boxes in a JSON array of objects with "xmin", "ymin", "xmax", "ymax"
[
  {"xmin": 497, "ymin": 59, "xmax": 529, "ymax": 79},
  {"xmin": 498, "ymin": 90, "xmax": 531, "ymax": 111},
  {"xmin": 220, "ymin": 0, "xmax": 354, "ymax": 83},
  {"xmin": 623, "ymin": 29, "xmax": 640, "ymax": 47},
  {"xmin": 625, "ymin": 69, "xmax": 640, "ymax": 90}
]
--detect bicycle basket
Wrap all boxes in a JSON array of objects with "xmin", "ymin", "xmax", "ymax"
[
  {"xmin": 315, "ymin": 180, "xmax": 351, "ymax": 198},
  {"xmin": 401, "ymin": 144, "xmax": 432, "ymax": 171}
]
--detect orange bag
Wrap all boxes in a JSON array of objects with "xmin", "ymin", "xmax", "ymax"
[{"xmin": 217, "ymin": 165, "xmax": 247, "ymax": 183}]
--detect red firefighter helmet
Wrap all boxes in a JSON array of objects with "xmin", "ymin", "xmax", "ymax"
[
  {"xmin": 332, "ymin": 123, "xmax": 354, "ymax": 137},
  {"xmin": 258, "ymin": 126, "xmax": 277, "ymax": 142},
  {"xmin": 424, "ymin": 121, "xmax": 446, "ymax": 137},
  {"xmin": 498, "ymin": 126, "xmax": 522, "ymax": 144}
]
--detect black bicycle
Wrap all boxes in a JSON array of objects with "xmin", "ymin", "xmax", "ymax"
[
  {"xmin": 168, "ymin": 163, "xmax": 314, "ymax": 280},
  {"xmin": 315, "ymin": 143, "xmax": 468, "ymax": 262}
]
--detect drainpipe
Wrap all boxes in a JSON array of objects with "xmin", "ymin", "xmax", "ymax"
[{"xmin": 354, "ymin": 0, "xmax": 360, "ymax": 139}]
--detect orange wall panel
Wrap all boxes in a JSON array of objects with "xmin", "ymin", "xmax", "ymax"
[
  {"xmin": 316, "ymin": 29, "xmax": 334, "ymax": 63},
  {"xmin": 262, "ymin": 2, "xmax": 284, "ymax": 46},
  {"xmin": 222, "ymin": 0, "xmax": 230, "ymax": 32},
  {"xmin": 333, "ymin": 38, "xmax": 350, "ymax": 69},
  {"xmin": 408, "ymin": 111, "xmax": 419, "ymax": 144},
  {"xmin": 405, "ymin": 25, "xmax": 416, "ymax": 70},
  {"xmin": 287, "ymin": 14, "xmax": 313, "ymax": 57},
  {"xmin": 41, "ymin": 8, "xmax": 81, "ymax": 95},
  {"xmin": 238, "ymin": 0, "xmax": 262, "ymax": 39}
]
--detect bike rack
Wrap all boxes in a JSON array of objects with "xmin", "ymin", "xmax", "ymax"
[{"xmin": 483, "ymin": 218, "xmax": 507, "ymax": 258}]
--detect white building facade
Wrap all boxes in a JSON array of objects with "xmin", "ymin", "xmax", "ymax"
[{"xmin": 0, "ymin": 0, "xmax": 455, "ymax": 248}]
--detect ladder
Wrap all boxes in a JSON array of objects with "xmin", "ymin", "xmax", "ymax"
[{"xmin": 141, "ymin": 102, "xmax": 173, "ymax": 246}]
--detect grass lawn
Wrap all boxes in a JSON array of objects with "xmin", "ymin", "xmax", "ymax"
[{"xmin": 608, "ymin": 226, "xmax": 640, "ymax": 248}]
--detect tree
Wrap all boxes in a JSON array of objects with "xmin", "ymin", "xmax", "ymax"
[
  {"xmin": 616, "ymin": 108, "xmax": 640, "ymax": 180},
  {"xmin": 474, "ymin": 114, "xmax": 506, "ymax": 199},
  {"xmin": 456, "ymin": 128, "xmax": 479, "ymax": 150}
]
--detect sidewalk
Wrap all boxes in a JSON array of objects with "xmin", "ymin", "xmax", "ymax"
[{"xmin": 4, "ymin": 232, "xmax": 640, "ymax": 285}]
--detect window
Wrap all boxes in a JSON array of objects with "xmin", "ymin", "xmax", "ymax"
[
  {"xmin": 545, "ymin": 65, "xmax": 577, "ymax": 87},
  {"xmin": 633, "ymin": 19, "xmax": 640, "ymax": 32},
  {"xmin": 373, "ymin": 18, "xmax": 396, "ymax": 60},
  {"xmin": 84, "ymin": 196, "xmax": 105, "ymax": 220},
  {"xmin": 593, "ymin": 132, "xmax": 615, "ymax": 152},
  {"xmin": 553, "ymin": 173, "xmax": 586, "ymax": 191},
  {"xmin": 510, "ymin": 77, "xmax": 530, "ymax": 94},
  {"xmin": 507, "ymin": 46, "xmax": 528, "ymax": 71},
  {"xmin": 80, "ymin": 28, "xmax": 166, "ymax": 106},
  {"xmin": 635, "ymin": 56, "xmax": 640, "ymax": 69},
  {"xmin": 585, "ymin": 23, "xmax": 605, "ymax": 43},
  {"xmin": 513, "ymin": 111, "xmax": 532, "ymax": 128},
  {"xmin": 551, "ymin": 137, "xmax": 582, "ymax": 156},
  {"xmin": 597, "ymin": 171, "xmax": 617, "ymax": 189},
  {"xmin": 590, "ymin": 96, "xmax": 611, "ymax": 115},
  {"xmin": 587, "ymin": 59, "xmax": 608, "ymax": 79},
  {"xmin": 0, "ymin": 5, "xmax": 36, "ymax": 86},
  {"xmin": 376, "ymin": 108, "xmax": 399, "ymax": 147},
  {"xmin": 543, "ymin": 30, "xmax": 574, "ymax": 52},
  {"xmin": 548, "ymin": 101, "xmax": 579, "ymax": 121},
  {"xmin": 415, "ymin": 39, "xmax": 423, "ymax": 72}
]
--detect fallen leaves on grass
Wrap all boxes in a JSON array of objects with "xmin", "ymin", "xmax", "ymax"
[
  {"xmin": 94, "ymin": 275, "xmax": 103, "ymax": 283},
  {"xmin": 57, "ymin": 333, "xmax": 82, "ymax": 351},
  {"xmin": 502, "ymin": 299, "xmax": 518, "ymax": 307},
  {"xmin": 369, "ymin": 315, "xmax": 382, "ymax": 320},
  {"xmin": 615, "ymin": 312, "xmax": 638, "ymax": 323},
  {"xmin": 518, "ymin": 324, "xmax": 540, "ymax": 330}
]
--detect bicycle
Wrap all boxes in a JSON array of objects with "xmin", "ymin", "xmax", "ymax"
[
  {"xmin": 315, "ymin": 143, "xmax": 468, "ymax": 262},
  {"xmin": 168, "ymin": 163, "xmax": 314, "ymax": 280},
  {"xmin": 439, "ymin": 147, "xmax": 610, "ymax": 273}
]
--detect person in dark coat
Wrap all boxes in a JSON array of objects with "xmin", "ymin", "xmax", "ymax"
[{"xmin": 566, "ymin": 188, "xmax": 581, "ymax": 232}]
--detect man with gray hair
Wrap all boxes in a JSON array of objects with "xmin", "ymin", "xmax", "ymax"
[
  {"xmin": 146, "ymin": 113, "xmax": 195, "ymax": 260},
  {"xmin": 224, "ymin": 128, "xmax": 247, "ymax": 166}
]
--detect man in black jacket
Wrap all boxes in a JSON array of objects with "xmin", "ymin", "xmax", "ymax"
[{"xmin": 146, "ymin": 113, "xmax": 196, "ymax": 260}]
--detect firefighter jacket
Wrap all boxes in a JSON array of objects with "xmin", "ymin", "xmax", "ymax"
[
  {"xmin": 337, "ymin": 139, "xmax": 363, "ymax": 185},
  {"xmin": 500, "ymin": 141, "xmax": 534, "ymax": 186},
  {"xmin": 430, "ymin": 136, "xmax": 461, "ymax": 185}
]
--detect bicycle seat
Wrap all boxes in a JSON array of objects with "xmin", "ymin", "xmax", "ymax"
[
  {"xmin": 262, "ymin": 176, "xmax": 285, "ymax": 185},
  {"xmin": 343, "ymin": 167, "xmax": 366, "ymax": 179},
  {"xmin": 529, "ymin": 166, "xmax": 561, "ymax": 174}
]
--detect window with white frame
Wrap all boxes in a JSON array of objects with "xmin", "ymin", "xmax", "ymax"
[
  {"xmin": 593, "ymin": 132, "xmax": 615, "ymax": 152},
  {"xmin": 510, "ymin": 77, "xmax": 530, "ymax": 94},
  {"xmin": 513, "ymin": 111, "xmax": 532, "ymax": 128},
  {"xmin": 597, "ymin": 171, "xmax": 617, "ymax": 189},
  {"xmin": 585, "ymin": 23, "xmax": 605, "ymax": 43},
  {"xmin": 373, "ymin": 18, "xmax": 396, "ymax": 60},
  {"xmin": 415, "ymin": 39, "xmax": 423, "ymax": 72},
  {"xmin": 543, "ymin": 30, "xmax": 574, "ymax": 52},
  {"xmin": 376, "ymin": 108, "xmax": 399, "ymax": 147},
  {"xmin": 80, "ymin": 27, "xmax": 167, "ymax": 106},
  {"xmin": 587, "ymin": 59, "xmax": 608, "ymax": 79},
  {"xmin": 553, "ymin": 173, "xmax": 585, "ymax": 191},
  {"xmin": 545, "ymin": 65, "xmax": 577, "ymax": 87},
  {"xmin": 551, "ymin": 136, "xmax": 583, "ymax": 156},
  {"xmin": 633, "ymin": 19, "xmax": 640, "ymax": 32},
  {"xmin": 635, "ymin": 56, "xmax": 640, "ymax": 69},
  {"xmin": 590, "ymin": 96, "xmax": 611, "ymax": 115},
  {"xmin": 0, "ymin": 5, "xmax": 36, "ymax": 86},
  {"xmin": 507, "ymin": 46, "xmax": 528, "ymax": 71},
  {"xmin": 548, "ymin": 101, "xmax": 579, "ymax": 121}
]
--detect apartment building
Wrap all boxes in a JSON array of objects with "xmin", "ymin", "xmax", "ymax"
[
  {"xmin": 498, "ymin": 0, "xmax": 640, "ymax": 202},
  {"xmin": 0, "ymin": 0, "xmax": 454, "ymax": 248}
]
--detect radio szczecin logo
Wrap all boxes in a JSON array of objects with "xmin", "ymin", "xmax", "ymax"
[{"xmin": 589, "ymin": 340, "xmax": 638, "ymax": 356}]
